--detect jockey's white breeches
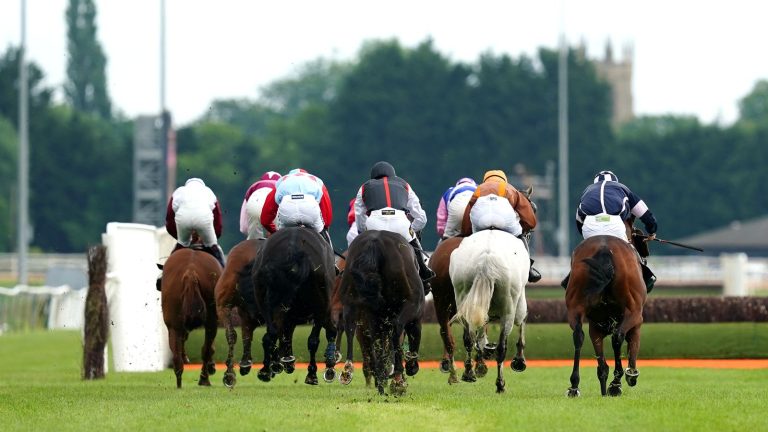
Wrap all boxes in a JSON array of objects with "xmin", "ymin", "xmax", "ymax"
[
  {"xmin": 175, "ymin": 206, "xmax": 217, "ymax": 247},
  {"xmin": 245, "ymin": 187, "xmax": 272, "ymax": 240},
  {"xmin": 443, "ymin": 191, "xmax": 473, "ymax": 238},
  {"xmin": 365, "ymin": 208, "xmax": 415, "ymax": 242},
  {"xmin": 582, "ymin": 214, "xmax": 629, "ymax": 241},
  {"xmin": 469, "ymin": 194, "xmax": 522, "ymax": 236},
  {"xmin": 276, "ymin": 194, "xmax": 324, "ymax": 232}
]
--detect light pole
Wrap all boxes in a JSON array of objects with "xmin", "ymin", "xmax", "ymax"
[
  {"xmin": 557, "ymin": 32, "xmax": 569, "ymax": 257},
  {"xmin": 17, "ymin": 0, "xmax": 30, "ymax": 285}
]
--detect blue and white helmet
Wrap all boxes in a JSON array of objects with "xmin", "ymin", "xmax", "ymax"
[{"xmin": 593, "ymin": 170, "xmax": 619, "ymax": 183}]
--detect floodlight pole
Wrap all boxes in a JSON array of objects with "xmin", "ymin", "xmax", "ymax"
[{"xmin": 557, "ymin": 33, "xmax": 569, "ymax": 257}]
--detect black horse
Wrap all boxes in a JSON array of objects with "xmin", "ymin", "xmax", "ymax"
[
  {"xmin": 339, "ymin": 230, "xmax": 425, "ymax": 395},
  {"xmin": 252, "ymin": 226, "xmax": 338, "ymax": 385}
]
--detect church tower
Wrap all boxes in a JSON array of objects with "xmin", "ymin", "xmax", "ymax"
[{"xmin": 593, "ymin": 41, "xmax": 634, "ymax": 128}]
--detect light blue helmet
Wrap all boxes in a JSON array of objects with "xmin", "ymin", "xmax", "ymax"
[{"xmin": 455, "ymin": 177, "xmax": 476, "ymax": 187}]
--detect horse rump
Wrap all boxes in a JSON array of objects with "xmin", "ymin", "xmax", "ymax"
[{"xmin": 580, "ymin": 245, "xmax": 615, "ymax": 296}]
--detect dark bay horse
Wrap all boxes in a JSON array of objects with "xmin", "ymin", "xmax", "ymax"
[
  {"xmin": 449, "ymin": 229, "xmax": 529, "ymax": 393},
  {"xmin": 252, "ymin": 226, "xmax": 337, "ymax": 385},
  {"xmin": 330, "ymin": 249, "xmax": 360, "ymax": 385},
  {"xmin": 565, "ymin": 235, "xmax": 647, "ymax": 397},
  {"xmin": 214, "ymin": 238, "xmax": 266, "ymax": 388},
  {"xmin": 339, "ymin": 230, "xmax": 425, "ymax": 395},
  {"xmin": 160, "ymin": 247, "xmax": 222, "ymax": 388}
]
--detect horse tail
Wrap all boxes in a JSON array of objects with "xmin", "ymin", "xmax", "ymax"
[
  {"xmin": 581, "ymin": 245, "xmax": 615, "ymax": 296},
  {"xmin": 259, "ymin": 247, "xmax": 311, "ymax": 310},
  {"xmin": 350, "ymin": 237, "xmax": 385, "ymax": 312},
  {"xmin": 451, "ymin": 251, "xmax": 506, "ymax": 333},
  {"xmin": 181, "ymin": 269, "xmax": 206, "ymax": 329}
]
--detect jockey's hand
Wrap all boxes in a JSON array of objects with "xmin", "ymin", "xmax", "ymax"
[{"xmin": 646, "ymin": 233, "xmax": 656, "ymax": 242}]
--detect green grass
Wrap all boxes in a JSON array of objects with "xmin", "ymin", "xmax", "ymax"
[
  {"xmin": 185, "ymin": 322, "xmax": 768, "ymax": 364},
  {"xmin": 1, "ymin": 330, "xmax": 766, "ymax": 431}
]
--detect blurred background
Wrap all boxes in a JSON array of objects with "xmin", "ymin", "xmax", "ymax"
[{"xmin": 0, "ymin": 1, "xmax": 766, "ymax": 292}]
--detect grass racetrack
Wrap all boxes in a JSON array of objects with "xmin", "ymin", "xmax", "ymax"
[{"xmin": 1, "ymin": 325, "xmax": 767, "ymax": 431}]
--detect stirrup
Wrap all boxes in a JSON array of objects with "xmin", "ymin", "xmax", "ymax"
[{"xmin": 528, "ymin": 268, "xmax": 541, "ymax": 283}]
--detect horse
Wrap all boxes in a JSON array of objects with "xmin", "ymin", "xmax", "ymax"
[
  {"xmin": 430, "ymin": 236, "xmax": 492, "ymax": 384},
  {"xmin": 252, "ymin": 226, "xmax": 338, "ymax": 385},
  {"xmin": 160, "ymin": 247, "xmax": 222, "ymax": 388},
  {"xmin": 214, "ymin": 238, "xmax": 266, "ymax": 388},
  {"xmin": 338, "ymin": 229, "xmax": 425, "ymax": 395},
  {"xmin": 449, "ymin": 229, "xmax": 529, "ymax": 393},
  {"xmin": 564, "ymin": 234, "xmax": 647, "ymax": 397},
  {"xmin": 330, "ymin": 249, "xmax": 360, "ymax": 385}
]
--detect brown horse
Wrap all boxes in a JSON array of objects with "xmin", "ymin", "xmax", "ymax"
[
  {"xmin": 214, "ymin": 238, "xmax": 266, "ymax": 388},
  {"xmin": 565, "ymin": 235, "xmax": 647, "ymax": 397},
  {"xmin": 253, "ymin": 226, "xmax": 338, "ymax": 385},
  {"xmin": 161, "ymin": 247, "xmax": 222, "ymax": 388},
  {"xmin": 430, "ymin": 236, "xmax": 502, "ymax": 384},
  {"xmin": 339, "ymin": 230, "xmax": 424, "ymax": 395},
  {"xmin": 330, "ymin": 249, "xmax": 359, "ymax": 385}
]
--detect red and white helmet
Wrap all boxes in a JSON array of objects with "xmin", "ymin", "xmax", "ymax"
[{"xmin": 260, "ymin": 171, "xmax": 281, "ymax": 181}]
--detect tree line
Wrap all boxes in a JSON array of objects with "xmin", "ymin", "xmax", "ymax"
[{"xmin": 1, "ymin": 34, "xmax": 766, "ymax": 254}]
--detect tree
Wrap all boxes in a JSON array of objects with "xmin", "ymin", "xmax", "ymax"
[
  {"xmin": 0, "ymin": 47, "xmax": 53, "ymax": 123},
  {"xmin": 738, "ymin": 80, "xmax": 768, "ymax": 126},
  {"xmin": 0, "ymin": 116, "xmax": 18, "ymax": 251},
  {"xmin": 65, "ymin": 0, "xmax": 111, "ymax": 118}
]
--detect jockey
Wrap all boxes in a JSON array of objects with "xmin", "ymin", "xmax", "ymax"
[
  {"xmin": 345, "ymin": 197, "xmax": 358, "ymax": 247},
  {"xmin": 460, "ymin": 169, "xmax": 541, "ymax": 283},
  {"xmin": 441, "ymin": 177, "xmax": 477, "ymax": 239},
  {"xmin": 260, "ymin": 168, "xmax": 334, "ymax": 248},
  {"xmin": 158, "ymin": 178, "xmax": 225, "ymax": 290},
  {"xmin": 239, "ymin": 171, "xmax": 281, "ymax": 240},
  {"xmin": 435, "ymin": 184, "xmax": 454, "ymax": 239},
  {"xmin": 354, "ymin": 161, "xmax": 435, "ymax": 293},
  {"xmin": 564, "ymin": 170, "xmax": 658, "ymax": 291}
]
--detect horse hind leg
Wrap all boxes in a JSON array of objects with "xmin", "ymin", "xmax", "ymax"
[
  {"xmin": 220, "ymin": 306, "xmax": 238, "ymax": 388},
  {"xmin": 239, "ymin": 316, "xmax": 255, "ymax": 376},
  {"xmin": 322, "ymin": 322, "xmax": 338, "ymax": 383},
  {"xmin": 460, "ymin": 324, "xmax": 477, "ymax": 383},
  {"xmin": 625, "ymin": 325, "xmax": 641, "ymax": 387},
  {"xmin": 590, "ymin": 325, "xmax": 610, "ymax": 396},
  {"xmin": 198, "ymin": 319, "xmax": 217, "ymax": 387},
  {"xmin": 511, "ymin": 308, "xmax": 527, "ymax": 372},
  {"xmin": 494, "ymin": 319, "xmax": 514, "ymax": 393},
  {"xmin": 606, "ymin": 330, "xmax": 625, "ymax": 396},
  {"xmin": 168, "ymin": 328, "xmax": 186, "ymax": 389},
  {"xmin": 404, "ymin": 319, "xmax": 421, "ymax": 377},
  {"xmin": 304, "ymin": 322, "xmax": 322, "ymax": 385},
  {"xmin": 566, "ymin": 316, "xmax": 585, "ymax": 398}
]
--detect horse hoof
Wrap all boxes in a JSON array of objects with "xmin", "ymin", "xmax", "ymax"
[
  {"xmin": 439, "ymin": 359, "xmax": 452, "ymax": 374},
  {"xmin": 496, "ymin": 381, "xmax": 506, "ymax": 393},
  {"xmin": 340, "ymin": 371, "xmax": 353, "ymax": 385},
  {"xmin": 257, "ymin": 368, "xmax": 272, "ymax": 383},
  {"xmin": 281, "ymin": 356, "xmax": 296, "ymax": 374},
  {"xmin": 198, "ymin": 376, "xmax": 211, "ymax": 386},
  {"xmin": 482, "ymin": 343, "xmax": 497, "ymax": 360},
  {"xmin": 566, "ymin": 387, "xmax": 581, "ymax": 398},
  {"xmin": 511, "ymin": 357, "xmax": 527, "ymax": 372},
  {"xmin": 625, "ymin": 368, "xmax": 639, "ymax": 387},
  {"xmin": 323, "ymin": 368, "xmax": 336, "ymax": 383},
  {"xmin": 270, "ymin": 362, "xmax": 285, "ymax": 375},
  {"xmin": 405, "ymin": 359, "xmax": 420, "ymax": 376},
  {"xmin": 608, "ymin": 383, "xmax": 623, "ymax": 397},
  {"xmin": 461, "ymin": 371, "xmax": 477, "ymax": 383},
  {"xmin": 389, "ymin": 379, "xmax": 408, "ymax": 396},
  {"xmin": 305, "ymin": 375, "xmax": 319, "ymax": 385},
  {"xmin": 223, "ymin": 371, "xmax": 237, "ymax": 388},
  {"xmin": 239, "ymin": 360, "xmax": 253, "ymax": 376},
  {"xmin": 448, "ymin": 373, "xmax": 459, "ymax": 385},
  {"xmin": 475, "ymin": 362, "xmax": 488, "ymax": 378}
]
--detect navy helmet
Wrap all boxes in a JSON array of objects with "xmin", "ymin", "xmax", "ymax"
[{"xmin": 593, "ymin": 170, "xmax": 619, "ymax": 183}]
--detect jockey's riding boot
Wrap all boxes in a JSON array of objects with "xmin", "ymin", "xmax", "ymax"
[
  {"xmin": 641, "ymin": 262, "xmax": 657, "ymax": 293},
  {"xmin": 210, "ymin": 244, "xmax": 226, "ymax": 268},
  {"xmin": 156, "ymin": 273, "xmax": 162, "ymax": 291},
  {"xmin": 519, "ymin": 234, "xmax": 542, "ymax": 283},
  {"xmin": 409, "ymin": 238, "xmax": 435, "ymax": 295},
  {"xmin": 320, "ymin": 229, "xmax": 341, "ymax": 274},
  {"xmin": 560, "ymin": 273, "xmax": 570, "ymax": 290}
]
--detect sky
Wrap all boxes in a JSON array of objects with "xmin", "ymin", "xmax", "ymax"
[{"xmin": 1, "ymin": 1, "xmax": 767, "ymax": 127}]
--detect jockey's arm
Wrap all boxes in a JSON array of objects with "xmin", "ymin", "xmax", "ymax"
[
  {"xmin": 354, "ymin": 187, "xmax": 367, "ymax": 234},
  {"xmin": 405, "ymin": 187, "xmax": 427, "ymax": 232},
  {"xmin": 510, "ymin": 189, "xmax": 537, "ymax": 232},
  {"xmin": 260, "ymin": 189, "xmax": 279, "ymax": 234},
  {"xmin": 319, "ymin": 185, "xmax": 333, "ymax": 229},
  {"xmin": 459, "ymin": 195, "xmax": 477, "ymax": 237},
  {"xmin": 165, "ymin": 198, "xmax": 178, "ymax": 239},
  {"xmin": 213, "ymin": 201, "xmax": 223, "ymax": 238}
]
